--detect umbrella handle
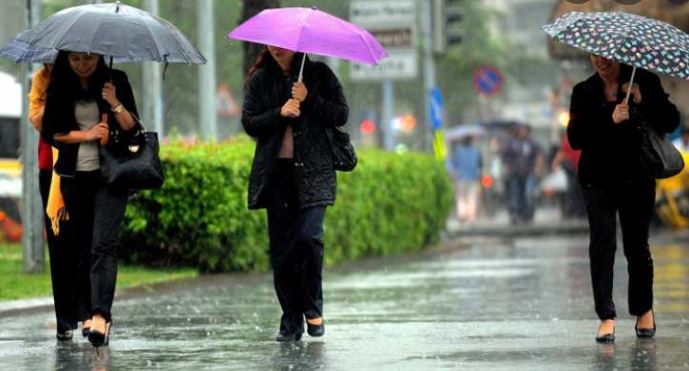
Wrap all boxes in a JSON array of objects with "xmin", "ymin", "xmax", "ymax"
[
  {"xmin": 624, "ymin": 66, "xmax": 637, "ymax": 105},
  {"xmin": 297, "ymin": 53, "xmax": 306, "ymax": 83}
]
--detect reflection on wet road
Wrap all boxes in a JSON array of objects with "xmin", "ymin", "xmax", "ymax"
[{"xmin": 1, "ymin": 234, "xmax": 688, "ymax": 370}]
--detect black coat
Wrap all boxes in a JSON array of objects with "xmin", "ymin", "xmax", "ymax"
[
  {"xmin": 242, "ymin": 55, "xmax": 349, "ymax": 209},
  {"xmin": 42, "ymin": 69, "xmax": 139, "ymax": 177},
  {"xmin": 567, "ymin": 66, "xmax": 679, "ymax": 186}
]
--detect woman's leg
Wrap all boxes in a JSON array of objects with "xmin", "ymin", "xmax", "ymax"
[
  {"xmin": 267, "ymin": 160, "xmax": 303, "ymax": 337},
  {"xmin": 582, "ymin": 184, "xmax": 618, "ymax": 320},
  {"xmin": 618, "ymin": 179, "xmax": 656, "ymax": 317},
  {"xmin": 296, "ymin": 207, "xmax": 327, "ymax": 321},
  {"xmin": 90, "ymin": 184, "xmax": 128, "ymax": 323},
  {"xmin": 60, "ymin": 172, "xmax": 98, "ymax": 325}
]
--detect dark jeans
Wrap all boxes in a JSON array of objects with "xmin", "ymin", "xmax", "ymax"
[
  {"xmin": 40, "ymin": 170, "xmax": 78, "ymax": 332},
  {"xmin": 582, "ymin": 179, "xmax": 655, "ymax": 320},
  {"xmin": 266, "ymin": 159, "xmax": 326, "ymax": 335},
  {"xmin": 61, "ymin": 171, "xmax": 128, "ymax": 323},
  {"xmin": 506, "ymin": 174, "xmax": 536, "ymax": 223}
]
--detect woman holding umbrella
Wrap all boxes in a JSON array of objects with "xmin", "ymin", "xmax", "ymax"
[
  {"xmin": 42, "ymin": 50, "xmax": 139, "ymax": 347},
  {"xmin": 242, "ymin": 45, "xmax": 348, "ymax": 341},
  {"xmin": 568, "ymin": 54, "xmax": 679, "ymax": 343}
]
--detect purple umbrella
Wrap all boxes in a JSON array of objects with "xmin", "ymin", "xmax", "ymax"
[{"xmin": 227, "ymin": 7, "xmax": 387, "ymax": 81}]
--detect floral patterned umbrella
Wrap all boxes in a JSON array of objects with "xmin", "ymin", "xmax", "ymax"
[{"xmin": 543, "ymin": 11, "xmax": 689, "ymax": 101}]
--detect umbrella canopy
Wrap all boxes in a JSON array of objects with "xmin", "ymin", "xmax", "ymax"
[
  {"xmin": 0, "ymin": 37, "xmax": 57, "ymax": 64},
  {"xmin": 543, "ymin": 11, "xmax": 689, "ymax": 80},
  {"xmin": 2, "ymin": 2, "xmax": 205, "ymax": 64},
  {"xmin": 445, "ymin": 125, "xmax": 485, "ymax": 142},
  {"xmin": 228, "ymin": 7, "xmax": 387, "ymax": 66}
]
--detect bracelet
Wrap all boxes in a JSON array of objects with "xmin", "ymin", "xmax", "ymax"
[{"xmin": 112, "ymin": 104, "xmax": 124, "ymax": 113}]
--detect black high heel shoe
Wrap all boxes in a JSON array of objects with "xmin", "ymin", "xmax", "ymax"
[
  {"xmin": 306, "ymin": 318, "xmax": 325, "ymax": 337},
  {"xmin": 88, "ymin": 321, "xmax": 112, "ymax": 347},
  {"xmin": 595, "ymin": 321, "xmax": 615, "ymax": 344},
  {"xmin": 635, "ymin": 310, "xmax": 656, "ymax": 339}
]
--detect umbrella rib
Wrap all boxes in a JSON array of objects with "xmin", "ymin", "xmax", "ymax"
[{"xmin": 141, "ymin": 17, "xmax": 167, "ymax": 62}]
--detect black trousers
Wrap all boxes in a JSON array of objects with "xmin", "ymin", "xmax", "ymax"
[
  {"xmin": 40, "ymin": 170, "xmax": 78, "ymax": 332},
  {"xmin": 61, "ymin": 171, "xmax": 128, "ymax": 323},
  {"xmin": 582, "ymin": 178, "xmax": 655, "ymax": 320},
  {"xmin": 266, "ymin": 160, "xmax": 326, "ymax": 335}
]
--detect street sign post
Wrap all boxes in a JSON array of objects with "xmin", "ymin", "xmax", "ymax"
[{"xmin": 428, "ymin": 87, "xmax": 447, "ymax": 159}]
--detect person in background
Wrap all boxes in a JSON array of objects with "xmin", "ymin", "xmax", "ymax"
[
  {"xmin": 501, "ymin": 124, "xmax": 544, "ymax": 224},
  {"xmin": 450, "ymin": 136, "xmax": 482, "ymax": 222}
]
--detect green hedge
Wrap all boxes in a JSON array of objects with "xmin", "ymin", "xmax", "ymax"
[{"xmin": 121, "ymin": 137, "xmax": 453, "ymax": 272}]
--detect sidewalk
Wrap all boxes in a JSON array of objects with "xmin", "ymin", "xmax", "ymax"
[{"xmin": 446, "ymin": 206, "xmax": 589, "ymax": 238}]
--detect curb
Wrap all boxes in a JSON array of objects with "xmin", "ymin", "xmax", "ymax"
[{"xmin": 447, "ymin": 222, "xmax": 589, "ymax": 238}]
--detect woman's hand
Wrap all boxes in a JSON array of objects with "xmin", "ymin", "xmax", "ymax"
[
  {"xmin": 621, "ymin": 83, "xmax": 642, "ymax": 104},
  {"xmin": 292, "ymin": 82, "xmax": 308, "ymax": 103},
  {"xmin": 280, "ymin": 98, "xmax": 301, "ymax": 118},
  {"xmin": 86, "ymin": 122, "xmax": 109, "ymax": 142},
  {"xmin": 102, "ymin": 82, "xmax": 121, "ymax": 109},
  {"xmin": 612, "ymin": 103, "xmax": 630, "ymax": 124}
]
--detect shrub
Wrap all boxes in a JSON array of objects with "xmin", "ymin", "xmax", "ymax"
[{"xmin": 121, "ymin": 137, "xmax": 453, "ymax": 272}]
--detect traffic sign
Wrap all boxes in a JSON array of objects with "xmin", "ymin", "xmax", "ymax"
[
  {"xmin": 472, "ymin": 66, "xmax": 503, "ymax": 97},
  {"xmin": 428, "ymin": 87, "xmax": 444, "ymax": 131},
  {"xmin": 350, "ymin": 0, "xmax": 418, "ymax": 81}
]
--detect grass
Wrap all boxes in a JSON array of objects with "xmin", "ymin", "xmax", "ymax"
[{"xmin": 0, "ymin": 243, "xmax": 197, "ymax": 301}]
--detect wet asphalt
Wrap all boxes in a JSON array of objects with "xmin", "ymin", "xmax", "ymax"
[{"xmin": 1, "ymin": 233, "xmax": 688, "ymax": 370}]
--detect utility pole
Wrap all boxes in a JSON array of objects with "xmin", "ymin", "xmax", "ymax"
[
  {"xmin": 142, "ymin": 0, "xmax": 163, "ymax": 136},
  {"xmin": 421, "ymin": 0, "xmax": 436, "ymax": 152},
  {"xmin": 197, "ymin": 0, "xmax": 217, "ymax": 142},
  {"xmin": 21, "ymin": 0, "xmax": 44, "ymax": 273},
  {"xmin": 382, "ymin": 80, "xmax": 394, "ymax": 150}
]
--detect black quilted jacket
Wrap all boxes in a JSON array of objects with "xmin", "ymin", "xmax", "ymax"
[{"xmin": 242, "ymin": 54, "xmax": 349, "ymax": 209}]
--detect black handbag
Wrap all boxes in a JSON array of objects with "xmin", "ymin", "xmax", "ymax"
[
  {"xmin": 100, "ymin": 127, "xmax": 165, "ymax": 190},
  {"xmin": 639, "ymin": 120, "xmax": 684, "ymax": 179},
  {"xmin": 324, "ymin": 126, "xmax": 357, "ymax": 172}
]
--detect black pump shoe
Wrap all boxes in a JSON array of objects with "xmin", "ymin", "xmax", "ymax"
[
  {"xmin": 596, "ymin": 322, "xmax": 615, "ymax": 344},
  {"xmin": 306, "ymin": 320, "xmax": 324, "ymax": 337},
  {"xmin": 595, "ymin": 330, "xmax": 615, "ymax": 344},
  {"xmin": 635, "ymin": 311, "xmax": 656, "ymax": 339},
  {"xmin": 88, "ymin": 322, "xmax": 112, "ymax": 347},
  {"xmin": 56, "ymin": 329, "xmax": 73, "ymax": 341}
]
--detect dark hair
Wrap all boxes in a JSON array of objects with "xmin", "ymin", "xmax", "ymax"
[
  {"xmin": 243, "ymin": 48, "xmax": 281, "ymax": 90},
  {"xmin": 47, "ymin": 50, "xmax": 111, "ymax": 112}
]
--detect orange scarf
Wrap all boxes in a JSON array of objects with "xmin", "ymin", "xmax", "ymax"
[{"xmin": 46, "ymin": 147, "xmax": 69, "ymax": 235}]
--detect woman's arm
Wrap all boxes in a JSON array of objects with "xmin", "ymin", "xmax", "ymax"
[
  {"xmin": 104, "ymin": 72, "xmax": 139, "ymax": 131},
  {"xmin": 301, "ymin": 65, "xmax": 349, "ymax": 127},
  {"xmin": 567, "ymin": 83, "xmax": 609, "ymax": 150},
  {"xmin": 637, "ymin": 73, "xmax": 680, "ymax": 134},
  {"xmin": 54, "ymin": 124, "xmax": 108, "ymax": 144},
  {"xmin": 28, "ymin": 68, "xmax": 49, "ymax": 130},
  {"xmin": 242, "ymin": 71, "xmax": 289, "ymax": 138}
]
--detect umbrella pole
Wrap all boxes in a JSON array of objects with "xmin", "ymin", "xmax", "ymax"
[
  {"xmin": 297, "ymin": 53, "xmax": 306, "ymax": 82},
  {"xmin": 624, "ymin": 66, "xmax": 637, "ymax": 104}
]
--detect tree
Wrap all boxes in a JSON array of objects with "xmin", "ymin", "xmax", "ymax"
[{"xmin": 240, "ymin": 0, "xmax": 280, "ymax": 76}]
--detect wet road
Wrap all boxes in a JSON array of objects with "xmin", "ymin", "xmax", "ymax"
[{"xmin": 1, "ymin": 233, "xmax": 689, "ymax": 370}]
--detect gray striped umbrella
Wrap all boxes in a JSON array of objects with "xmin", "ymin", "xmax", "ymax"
[
  {"xmin": 543, "ymin": 11, "xmax": 689, "ymax": 101},
  {"xmin": 1, "ymin": 1, "xmax": 205, "ymax": 65}
]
